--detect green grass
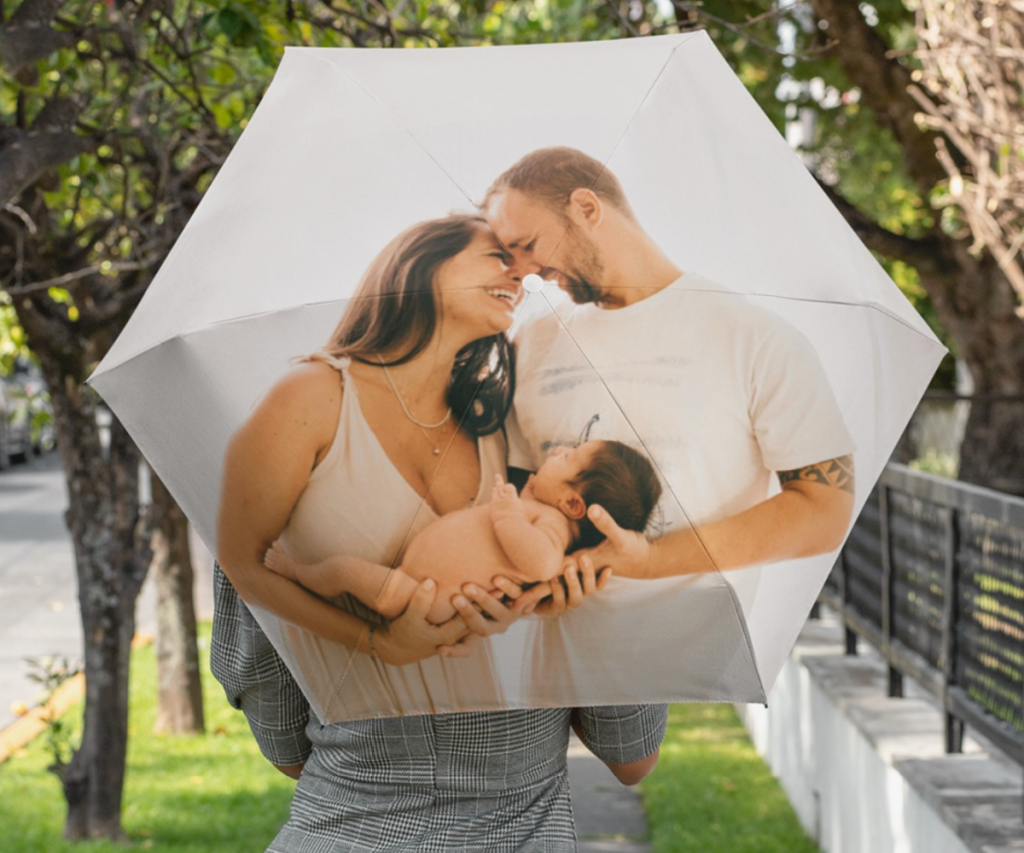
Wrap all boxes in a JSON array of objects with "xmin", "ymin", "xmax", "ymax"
[
  {"xmin": 0, "ymin": 626, "xmax": 295, "ymax": 852},
  {"xmin": 641, "ymin": 703, "xmax": 820, "ymax": 853}
]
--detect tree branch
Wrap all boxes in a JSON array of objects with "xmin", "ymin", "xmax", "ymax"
[
  {"xmin": 0, "ymin": 0, "xmax": 76, "ymax": 76},
  {"xmin": 0, "ymin": 98, "xmax": 96, "ymax": 207},
  {"xmin": 10, "ymin": 293, "xmax": 81, "ymax": 370},
  {"xmin": 808, "ymin": 0, "xmax": 948, "ymax": 195},
  {"xmin": 816, "ymin": 178, "xmax": 947, "ymax": 274},
  {"xmin": 5, "ymin": 259, "xmax": 158, "ymax": 295},
  {"xmin": 77, "ymin": 280, "xmax": 151, "ymax": 335}
]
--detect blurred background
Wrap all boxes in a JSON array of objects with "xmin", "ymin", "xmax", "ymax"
[{"xmin": 1, "ymin": 1, "xmax": 1021, "ymax": 850}]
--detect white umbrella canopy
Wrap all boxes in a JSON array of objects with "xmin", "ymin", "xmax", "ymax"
[{"xmin": 91, "ymin": 33, "xmax": 945, "ymax": 722}]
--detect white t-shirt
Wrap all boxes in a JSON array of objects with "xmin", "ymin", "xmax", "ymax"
[
  {"xmin": 504, "ymin": 273, "xmax": 855, "ymax": 705},
  {"xmin": 510, "ymin": 273, "xmax": 853, "ymax": 530}
]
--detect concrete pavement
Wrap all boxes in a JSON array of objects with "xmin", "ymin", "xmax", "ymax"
[
  {"xmin": 0, "ymin": 450, "xmax": 80, "ymax": 730},
  {"xmin": 0, "ymin": 451, "xmax": 216, "ymax": 729},
  {"xmin": 0, "ymin": 450, "xmax": 652, "ymax": 850},
  {"xmin": 568, "ymin": 738, "xmax": 653, "ymax": 852}
]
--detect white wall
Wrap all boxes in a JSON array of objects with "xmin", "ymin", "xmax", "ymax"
[{"xmin": 738, "ymin": 621, "xmax": 981, "ymax": 853}]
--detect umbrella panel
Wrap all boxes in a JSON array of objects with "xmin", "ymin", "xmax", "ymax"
[
  {"xmin": 89, "ymin": 34, "xmax": 947, "ymax": 722},
  {"xmin": 95, "ymin": 279, "xmax": 936, "ymax": 723}
]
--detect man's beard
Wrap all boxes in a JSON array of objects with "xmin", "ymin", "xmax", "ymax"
[
  {"xmin": 560, "ymin": 228, "xmax": 607, "ymax": 305},
  {"xmin": 563, "ymin": 274, "xmax": 604, "ymax": 305}
]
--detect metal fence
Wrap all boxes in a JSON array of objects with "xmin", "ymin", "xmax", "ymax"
[{"xmin": 817, "ymin": 463, "xmax": 1024, "ymax": 810}]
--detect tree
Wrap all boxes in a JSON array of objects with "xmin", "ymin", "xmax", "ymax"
[
  {"xmin": 150, "ymin": 470, "xmax": 205, "ymax": 735},
  {"xmin": 900, "ymin": 0, "xmax": 1024, "ymax": 488},
  {"xmin": 643, "ymin": 0, "xmax": 1023, "ymax": 493},
  {"xmin": 0, "ymin": 0, "xmax": 269, "ymax": 838},
  {"xmin": 780, "ymin": 0, "xmax": 1022, "ymax": 492},
  {"xmin": 0, "ymin": 0, "xmax": 573, "ymax": 838}
]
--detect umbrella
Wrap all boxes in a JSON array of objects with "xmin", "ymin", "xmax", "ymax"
[{"xmin": 90, "ymin": 33, "xmax": 945, "ymax": 722}]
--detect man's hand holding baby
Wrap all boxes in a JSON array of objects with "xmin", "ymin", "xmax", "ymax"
[
  {"xmin": 574, "ymin": 504, "xmax": 655, "ymax": 580},
  {"xmin": 489, "ymin": 553, "xmax": 611, "ymax": 619}
]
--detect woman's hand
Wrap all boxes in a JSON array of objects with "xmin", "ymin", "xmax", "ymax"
[
  {"xmin": 490, "ymin": 553, "xmax": 612, "ymax": 619},
  {"xmin": 434, "ymin": 581, "xmax": 532, "ymax": 656},
  {"xmin": 374, "ymin": 580, "xmax": 473, "ymax": 665}
]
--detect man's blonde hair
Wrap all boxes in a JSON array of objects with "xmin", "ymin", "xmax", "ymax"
[{"xmin": 482, "ymin": 147, "xmax": 635, "ymax": 221}]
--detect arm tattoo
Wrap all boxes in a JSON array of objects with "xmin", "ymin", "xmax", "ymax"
[{"xmin": 778, "ymin": 455, "xmax": 855, "ymax": 495}]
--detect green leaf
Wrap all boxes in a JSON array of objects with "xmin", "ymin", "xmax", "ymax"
[{"xmin": 211, "ymin": 62, "xmax": 237, "ymax": 85}]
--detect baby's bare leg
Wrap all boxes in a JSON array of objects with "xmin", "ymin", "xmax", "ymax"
[
  {"xmin": 265, "ymin": 540, "xmax": 352, "ymax": 598},
  {"xmin": 372, "ymin": 569, "xmax": 419, "ymax": 619},
  {"xmin": 264, "ymin": 541, "xmax": 416, "ymax": 618}
]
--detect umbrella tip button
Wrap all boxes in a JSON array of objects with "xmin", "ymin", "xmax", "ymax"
[{"xmin": 523, "ymin": 274, "xmax": 545, "ymax": 293}]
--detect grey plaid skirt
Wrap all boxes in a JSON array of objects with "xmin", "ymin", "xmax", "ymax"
[{"xmin": 211, "ymin": 566, "xmax": 667, "ymax": 853}]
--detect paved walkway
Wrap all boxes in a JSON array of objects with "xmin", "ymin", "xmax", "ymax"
[
  {"xmin": 568, "ymin": 738, "xmax": 652, "ymax": 852},
  {"xmin": 0, "ymin": 451, "xmax": 79, "ymax": 730},
  {"xmin": 0, "ymin": 451, "xmax": 652, "ymax": 849}
]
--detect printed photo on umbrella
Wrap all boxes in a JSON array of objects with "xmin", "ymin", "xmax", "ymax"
[{"xmin": 89, "ymin": 34, "xmax": 946, "ymax": 723}]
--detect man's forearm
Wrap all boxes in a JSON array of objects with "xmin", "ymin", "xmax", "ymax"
[{"xmin": 645, "ymin": 480, "xmax": 854, "ymax": 579}]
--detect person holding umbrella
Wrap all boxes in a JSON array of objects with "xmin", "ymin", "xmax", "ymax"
[
  {"xmin": 212, "ymin": 212, "xmax": 667, "ymax": 851},
  {"xmin": 483, "ymin": 146, "xmax": 857, "ymax": 704}
]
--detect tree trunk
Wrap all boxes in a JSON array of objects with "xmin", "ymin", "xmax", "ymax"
[
  {"xmin": 808, "ymin": 0, "xmax": 1024, "ymax": 495},
  {"xmin": 919, "ymin": 255, "xmax": 1024, "ymax": 496},
  {"xmin": 150, "ymin": 471, "xmax": 205, "ymax": 735},
  {"xmin": 36, "ymin": 353, "xmax": 151, "ymax": 841},
  {"xmin": 959, "ymin": 396, "xmax": 1024, "ymax": 495}
]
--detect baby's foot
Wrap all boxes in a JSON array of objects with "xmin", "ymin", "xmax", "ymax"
[
  {"xmin": 373, "ymin": 569, "xmax": 416, "ymax": 620},
  {"xmin": 264, "ymin": 540, "xmax": 299, "ymax": 580}
]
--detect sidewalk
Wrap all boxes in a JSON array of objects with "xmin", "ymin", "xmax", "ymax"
[
  {"xmin": 0, "ymin": 452, "xmax": 79, "ymax": 732},
  {"xmin": 0, "ymin": 454, "xmax": 653, "ymax": 850},
  {"xmin": 568, "ymin": 738, "xmax": 653, "ymax": 852}
]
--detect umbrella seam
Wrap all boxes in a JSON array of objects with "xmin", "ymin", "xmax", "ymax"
[
  {"xmin": 528, "ymin": 37, "xmax": 693, "ymax": 282},
  {"xmin": 300, "ymin": 51, "xmax": 479, "ymax": 212},
  {"xmin": 324, "ymin": 288, "xmax": 553, "ymax": 712},
  {"xmin": 88, "ymin": 287, "xmax": 940, "ymax": 389}
]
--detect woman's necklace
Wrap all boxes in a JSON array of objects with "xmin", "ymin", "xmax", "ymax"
[{"xmin": 377, "ymin": 355, "xmax": 452, "ymax": 456}]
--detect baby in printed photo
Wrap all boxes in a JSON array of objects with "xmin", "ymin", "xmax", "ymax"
[{"xmin": 264, "ymin": 439, "xmax": 662, "ymax": 623}]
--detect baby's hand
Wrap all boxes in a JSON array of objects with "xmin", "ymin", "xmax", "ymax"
[{"xmin": 491, "ymin": 473, "xmax": 518, "ymax": 504}]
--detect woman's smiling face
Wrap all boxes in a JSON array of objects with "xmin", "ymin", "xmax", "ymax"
[{"xmin": 433, "ymin": 225, "xmax": 524, "ymax": 343}]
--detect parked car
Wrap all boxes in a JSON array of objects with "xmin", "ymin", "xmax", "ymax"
[
  {"xmin": 0, "ymin": 372, "xmax": 33, "ymax": 469},
  {"xmin": 13, "ymin": 360, "xmax": 56, "ymax": 454}
]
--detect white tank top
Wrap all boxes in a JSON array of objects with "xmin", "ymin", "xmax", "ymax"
[{"xmin": 266, "ymin": 355, "xmax": 509, "ymax": 721}]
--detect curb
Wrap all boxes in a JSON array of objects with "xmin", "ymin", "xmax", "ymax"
[{"xmin": 0, "ymin": 633, "xmax": 154, "ymax": 765}]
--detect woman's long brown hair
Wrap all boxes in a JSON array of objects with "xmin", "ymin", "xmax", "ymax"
[{"xmin": 318, "ymin": 214, "xmax": 514, "ymax": 437}]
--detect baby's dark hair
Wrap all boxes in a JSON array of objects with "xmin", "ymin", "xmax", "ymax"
[{"xmin": 571, "ymin": 440, "xmax": 662, "ymax": 550}]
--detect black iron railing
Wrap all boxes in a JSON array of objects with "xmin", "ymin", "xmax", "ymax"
[{"xmin": 817, "ymin": 463, "xmax": 1024, "ymax": 811}]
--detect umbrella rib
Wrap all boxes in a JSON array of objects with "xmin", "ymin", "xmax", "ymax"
[
  {"xmin": 527, "ymin": 39, "xmax": 690, "ymax": 282},
  {"xmin": 324, "ymin": 296, "xmax": 539, "ymax": 710},
  {"xmin": 364, "ymin": 289, "xmax": 539, "ymax": 578},
  {"xmin": 305, "ymin": 52, "xmax": 479, "ymax": 212},
  {"xmin": 722, "ymin": 289, "xmax": 947, "ymax": 345},
  {"xmin": 533, "ymin": 288, "xmax": 716, "ymax": 559},
  {"xmin": 512, "ymin": 35, "xmax": 724, "ymax": 564}
]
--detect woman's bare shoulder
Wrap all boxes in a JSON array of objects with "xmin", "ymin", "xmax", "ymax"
[
  {"xmin": 271, "ymin": 360, "xmax": 344, "ymax": 400},
  {"xmin": 244, "ymin": 360, "xmax": 344, "ymax": 439}
]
